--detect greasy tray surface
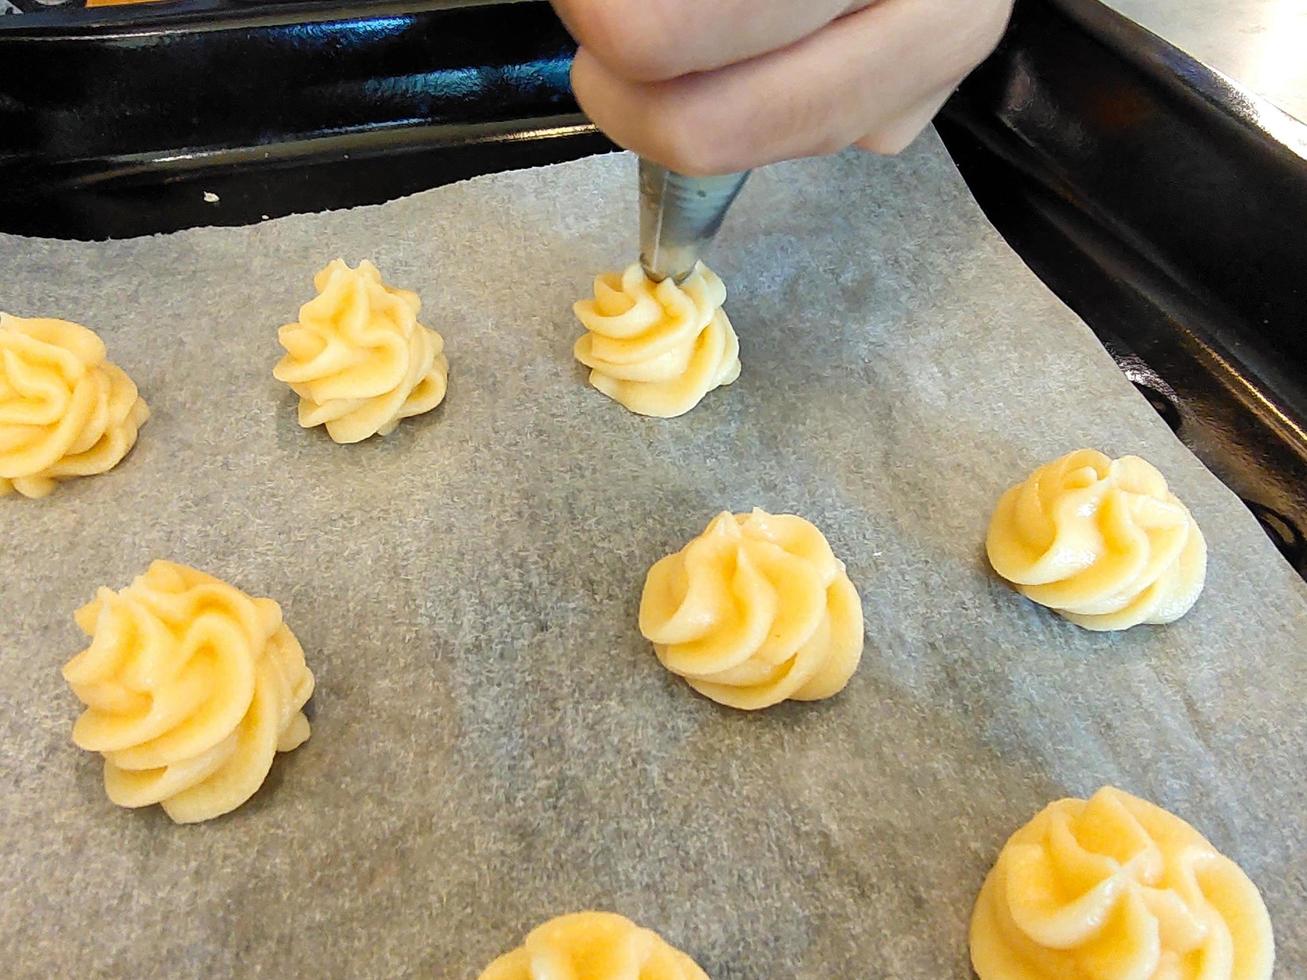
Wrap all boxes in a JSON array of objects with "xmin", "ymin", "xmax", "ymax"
[{"xmin": 2, "ymin": 136, "xmax": 1305, "ymax": 978}]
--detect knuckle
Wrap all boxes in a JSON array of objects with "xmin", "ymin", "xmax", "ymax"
[{"xmin": 647, "ymin": 100, "xmax": 738, "ymax": 175}]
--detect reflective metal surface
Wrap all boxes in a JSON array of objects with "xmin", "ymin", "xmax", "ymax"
[
  {"xmin": 0, "ymin": 0, "xmax": 598, "ymax": 237},
  {"xmin": 1106, "ymin": 0, "xmax": 1307, "ymax": 123},
  {"xmin": 638, "ymin": 161, "xmax": 750, "ymax": 283}
]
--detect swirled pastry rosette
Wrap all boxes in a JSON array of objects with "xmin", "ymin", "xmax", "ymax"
[
  {"xmin": 274, "ymin": 259, "xmax": 448, "ymax": 443},
  {"xmin": 61, "ymin": 561, "xmax": 314, "ymax": 824},
  {"xmin": 971, "ymin": 787, "xmax": 1274, "ymax": 980},
  {"xmin": 478, "ymin": 912, "xmax": 708, "ymax": 980},
  {"xmin": 639, "ymin": 509, "xmax": 864, "ymax": 710},
  {"xmin": 0, "ymin": 313, "xmax": 149, "ymax": 499},
  {"xmin": 987, "ymin": 449, "xmax": 1207, "ymax": 631},
  {"xmin": 573, "ymin": 262, "xmax": 740, "ymax": 418}
]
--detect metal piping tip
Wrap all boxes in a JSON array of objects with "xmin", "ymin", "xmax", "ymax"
[{"xmin": 639, "ymin": 159, "xmax": 750, "ymax": 284}]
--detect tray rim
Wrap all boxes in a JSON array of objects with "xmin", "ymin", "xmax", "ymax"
[{"xmin": 0, "ymin": 0, "xmax": 523, "ymax": 33}]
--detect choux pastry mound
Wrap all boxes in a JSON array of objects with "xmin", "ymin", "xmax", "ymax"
[
  {"xmin": 573, "ymin": 262, "xmax": 740, "ymax": 418},
  {"xmin": 479, "ymin": 911, "xmax": 707, "ymax": 980},
  {"xmin": 640, "ymin": 509, "xmax": 864, "ymax": 710},
  {"xmin": 62, "ymin": 561, "xmax": 314, "ymax": 824},
  {"xmin": 275, "ymin": 259, "xmax": 448, "ymax": 443},
  {"xmin": 988, "ymin": 449, "xmax": 1206, "ymax": 630},
  {"xmin": 0, "ymin": 313, "xmax": 149, "ymax": 499},
  {"xmin": 971, "ymin": 786, "xmax": 1273, "ymax": 980}
]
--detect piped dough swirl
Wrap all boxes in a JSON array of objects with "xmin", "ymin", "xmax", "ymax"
[
  {"xmin": 275, "ymin": 259, "xmax": 448, "ymax": 443},
  {"xmin": 971, "ymin": 786, "xmax": 1274, "ymax": 980},
  {"xmin": 62, "ymin": 561, "xmax": 314, "ymax": 824},
  {"xmin": 479, "ymin": 912, "xmax": 708, "ymax": 980},
  {"xmin": 640, "ymin": 509, "xmax": 864, "ymax": 710},
  {"xmin": 573, "ymin": 262, "xmax": 740, "ymax": 418},
  {"xmin": 0, "ymin": 314, "xmax": 149, "ymax": 499},
  {"xmin": 987, "ymin": 449, "xmax": 1206, "ymax": 630}
]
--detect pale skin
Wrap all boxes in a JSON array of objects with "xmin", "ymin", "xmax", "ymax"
[{"xmin": 552, "ymin": 0, "xmax": 1016, "ymax": 175}]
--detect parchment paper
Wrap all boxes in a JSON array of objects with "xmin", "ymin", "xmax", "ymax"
[{"xmin": 2, "ymin": 133, "xmax": 1305, "ymax": 979}]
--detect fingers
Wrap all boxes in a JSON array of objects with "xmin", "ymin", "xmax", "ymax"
[
  {"xmin": 554, "ymin": 0, "xmax": 875, "ymax": 82},
  {"xmin": 569, "ymin": 0, "xmax": 1014, "ymax": 174},
  {"xmin": 854, "ymin": 86, "xmax": 956, "ymax": 156}
]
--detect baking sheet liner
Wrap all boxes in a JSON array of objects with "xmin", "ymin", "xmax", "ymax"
[{"xmin": 2, "ymin": 133, "xmax": 1305, "ymax": 978}]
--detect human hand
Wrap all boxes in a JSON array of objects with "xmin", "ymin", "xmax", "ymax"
[{"xmin": 552, "ymin": 0, "xmax": 1014, "ymax": 175}]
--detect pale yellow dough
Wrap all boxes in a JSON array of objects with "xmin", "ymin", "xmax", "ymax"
[
  {"xmin": 971, "ymin": 787, "xmax": 1274, "ymax": 980},
  {"xmin": 478, "ymin": 911, "xmax": 708, "ymax": 980},
  {"xmin": 62, "ymin": 561, "xmax": 314, "ymax": 824},
  {"xmin": 274, "ymin": 259, "xmax": 448, "ymax": 443},
  {"xmin": 573, "ymin": 262, "xmax": 740, "ymax": 418},
  {"xmin": 639, "ymin": 509, "xmax": 864, "ymax": 710},
  {"xmin": 987, "ymin": 449, "xmax": 1206, "ymax": 630},
  {"xmin": 0, "ymin": 314, "xmax": 149, "ymax": 499}
]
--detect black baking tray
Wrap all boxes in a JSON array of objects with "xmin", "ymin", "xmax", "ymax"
[{"xmin": 3, "ymin": 0, "xmax": 1305, "ymax": 577}]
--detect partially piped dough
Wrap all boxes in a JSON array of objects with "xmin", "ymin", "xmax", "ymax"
[
  {"xmin": 573, "ymin": 262, "xmax": 740, "ymax": 418},
  {"xmin": 971, "ymin": 787, "xmax": 1274, "ymax": 980},
  {"xmin": 479, "ymin": 912, "xmax": 708, "ymax": 980},
  {"xmin": 987, "ymin": 449, "xmax": 1206, "ymax": 630},
  {"xmin": 62, "ymin": 561, "xmax": 314, "ymax": 824},
  {"xmin": 274, "ymin": 259, "xmax": 448, "ymax": 443},
  {"xmin": 640, "ymin": 509, "xmax": 864, "ymax": 710},
  {"xmin": 0, "ymin": 314, "xmax": 149, "ymax": 499}
]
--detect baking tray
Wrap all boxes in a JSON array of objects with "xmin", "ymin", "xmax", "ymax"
[{"xmin": 2, "ymin": 0, "xmax": 1305, "ymax": 581}]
